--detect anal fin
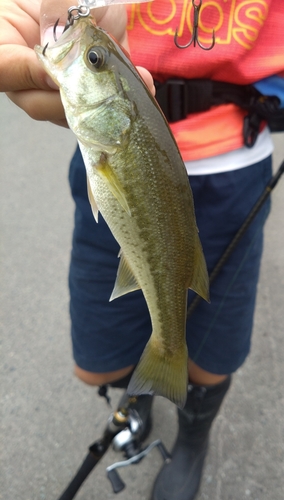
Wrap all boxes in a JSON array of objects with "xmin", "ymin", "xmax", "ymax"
[
  {"xmin": 188, "ymin": 236, "xmax": 210, "ymax": 302},
  {"xmin": 110, "ymin": 251, "xmax": 141, "ymax": 301}
]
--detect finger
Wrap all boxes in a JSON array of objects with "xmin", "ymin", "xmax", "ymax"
[
  {"xmin": 0, "ymin": 45, "xmax": 57, "ymax": 93},
  {"xmin": 136, "ymin": 66, "xmax": 156, "ymax": 96},
  {"xmin": 6, "ymin": 88, "xmax": 68, "ymax": 127},
  {"xmin": 95, "ymin": 5, "xmax": 128, "ymax": 48}
]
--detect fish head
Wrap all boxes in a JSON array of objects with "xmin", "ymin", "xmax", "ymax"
[
  {"xmin": 35, "ymin": 16, "xmax": 120, "ymax": 103},
  {"xmin": 35, "ymin": 16, "xmax": 137, "ymax": 148}
]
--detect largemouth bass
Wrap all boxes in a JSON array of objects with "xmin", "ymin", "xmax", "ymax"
[{"xmin": 35, "ymin": 14, "xmax": 209, "ymax": 408}]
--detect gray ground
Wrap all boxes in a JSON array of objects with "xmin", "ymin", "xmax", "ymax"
[{"xmin": 1, "ymin": 92, "xmax": 283, "ymax": 500}]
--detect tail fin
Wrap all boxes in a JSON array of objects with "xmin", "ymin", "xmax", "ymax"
[{"xmin": 127, "ymin": 338, "xmax": 188, "ymax": 409}]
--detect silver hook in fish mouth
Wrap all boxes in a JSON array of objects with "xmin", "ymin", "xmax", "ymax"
[
  {"xmin": 42, "ymin": 4, "xmax": 90, "ymax": 55},
  {"xmin": 53, "ymin": 18, "xmax": 61, "ymax": 42},
  {"xmin": 67, "ymin": 4, "xmax": 90, "ymax": 21},
  {"xmin": 174, "ymin": 0, "xmax": 215, "ymax": 51},
  {"xmin": 42, "ymin": 42, "xmax": 49, "ymax": 56},
  {"xmin": 63, "ymin": 4, "xmax": 91, "ymax": 33}
]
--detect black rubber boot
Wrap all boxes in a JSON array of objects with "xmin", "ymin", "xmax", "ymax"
[{"xmin": 151, "ymin": 376, "xmax": 231, "ymax": 500}]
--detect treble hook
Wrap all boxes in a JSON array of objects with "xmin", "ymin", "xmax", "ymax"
[
  {"xmin": 42, "ymin": 42, "xmax": 49, "ymax": 56},
  {"xmin": 63, "ymin": 4, "xmax": 90, "ymax": 33},
  {"xmin": 42, "ymin": 4, "xmax": 90, "ymax": 55},
  {"xmin": 53, "ymin": 18, "xmax": 60, "ymax": 42},
  {"xmin": 174, "ymin": 0, "xmax": 215, "ymax": 51}
]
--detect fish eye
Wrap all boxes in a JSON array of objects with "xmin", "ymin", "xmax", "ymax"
[{"xmin": 87, "ymin": 47, "xmax": 105, "ymax": 68}]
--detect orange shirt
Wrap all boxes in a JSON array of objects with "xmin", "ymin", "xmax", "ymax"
[{"xmin": 127, "ymin": 0, "xmax": 284, "ymax": 160}]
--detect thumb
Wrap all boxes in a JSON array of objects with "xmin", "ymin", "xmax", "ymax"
[{"xmin": 0, "ymin": 44, "xmax": 57, "ymax": 93}]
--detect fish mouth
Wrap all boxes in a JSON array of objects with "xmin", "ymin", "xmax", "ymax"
[
  {"xmin": 35, "ymin": 37, "xmax": 77, "ymax": 64},
  {"xmin": 34, "ymin": 15, "xmax": 91, "ymax": 70},
  {"xmin": 35, "ymin": 16, "xmax": 108, "ymax": 86}
]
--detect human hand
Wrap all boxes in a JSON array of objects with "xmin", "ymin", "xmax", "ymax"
[
  {"xmin": 0, "ymin": 0, "xmax": 68, "ymax": 126},
  {"xmin": 0, "ymin": 0, "xmax": 154, "ymax": 128}
]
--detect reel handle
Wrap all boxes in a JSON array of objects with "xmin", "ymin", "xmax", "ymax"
[
  {"xmin": 107, "ymin": 469, "xmax": 125, "ymax": 493},
  {"xmin": 106, "ymin": 439, "xmax": 171, "ymax": 493}
]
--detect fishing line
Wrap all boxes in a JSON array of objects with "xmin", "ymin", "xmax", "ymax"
[
  {"xmin": 190, "ymin": 204, "xmax": 270, "ymax": 365},
  {"xmin": 188, "ymin": 157, "xmax": 284, "ymax": 363}
]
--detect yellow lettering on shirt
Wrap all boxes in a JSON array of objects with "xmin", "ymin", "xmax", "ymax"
[
  {"xmin": 233, "ymin": 1, "xmax": 269, "ymax": 49},
  {"xmin": 127, "ymin": 0, "xmax": 269, "ymax": 49}
]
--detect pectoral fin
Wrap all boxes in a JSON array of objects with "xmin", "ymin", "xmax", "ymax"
[
  {"xmin": 96, "ymin": 153, "xmax": 131, "ymax": 216},
  {"xmin": 110, "ymin": 252, "xmax": 140, "ymax": 301},
  {"xmin": 86, "ymin": 175, "xmax": 99, "ymax": 223}
]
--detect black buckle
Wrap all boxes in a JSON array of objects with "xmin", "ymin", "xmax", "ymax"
[
  {"xmin": 155, "ymin": 79, "xmax": 213, "ymax": 123},
  {"xmin": 243, "ymin": 113, "xmax": 261, "ymax": 148},
  {"xmin": 155, "ymin": 79, "xmax": 188, "ymax": 123},
  {"xmin": 243, "ymin": 95, "xmax": 281, "ymax": 147}
]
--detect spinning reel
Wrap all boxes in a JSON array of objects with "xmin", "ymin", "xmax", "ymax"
[{"xmin": 57, "ymin": 393, "xmax": 171, "ymax": 499}]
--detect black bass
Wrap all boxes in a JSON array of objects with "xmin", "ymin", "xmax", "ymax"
[{"xmin": 35, "ymin": 14, "xmax": 209, "ymax": 408}]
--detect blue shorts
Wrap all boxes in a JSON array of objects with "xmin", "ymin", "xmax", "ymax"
[{"xmin": 68, "ymin": 148, "xmax": 272, "ymax": 375}]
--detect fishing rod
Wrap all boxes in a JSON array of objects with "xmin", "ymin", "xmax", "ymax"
[
  {"xmin": 187, "ymin": 158, "xmax": 284, "ymax": 318},
  {"xmin": 56, "ymin": 159, "xmax": 283, "ymax": 500}
]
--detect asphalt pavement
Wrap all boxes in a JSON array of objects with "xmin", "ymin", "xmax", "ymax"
[{"xmin": 1, "ymin": 92, "xmax": 283, "ymax": 500}]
